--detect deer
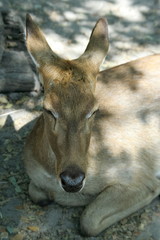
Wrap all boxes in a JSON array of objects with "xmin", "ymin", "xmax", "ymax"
[{"xmin": 24, "ymin": 13, "xmax": 160, "ymax": 236}]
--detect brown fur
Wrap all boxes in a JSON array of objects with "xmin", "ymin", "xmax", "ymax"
[{"xmin": 24, "ymin": 14, "xmax": 160, "ymax": 236}]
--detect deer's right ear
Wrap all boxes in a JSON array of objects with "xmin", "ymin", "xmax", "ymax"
[{"xmin": 26, "ymin": 14, "xmax": 59, "ymax": 67}]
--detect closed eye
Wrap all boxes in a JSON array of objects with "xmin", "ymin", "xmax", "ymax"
[
  {"xmin": 86, "ymin": 109, "xmax": 99, "ymax": 119},
  {"xmin": 43, "ymin": 108, "xmax": 59, "ymax": 119}
]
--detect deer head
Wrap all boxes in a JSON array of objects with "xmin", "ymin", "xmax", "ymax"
[{"xmin": 26, "ymin": 14, "xmax": 109, "ymax": 193}]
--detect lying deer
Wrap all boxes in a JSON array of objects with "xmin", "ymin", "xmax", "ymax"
[{"xmin": 24, "ymin": 14, "xmax": 160, "ymax": 236}]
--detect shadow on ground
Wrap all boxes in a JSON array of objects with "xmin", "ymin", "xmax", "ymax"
[
  {"xmin": 0, "ymin": 0, "xmax": 160, "ymax": 239},
  {"xmin": 0, "ymin": 115, "xmax": 85, "ymax": 240}
]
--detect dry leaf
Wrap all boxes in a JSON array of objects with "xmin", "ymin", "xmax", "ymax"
[
  {"xmin": 21, "ymin": 216, "xmax": 30, "ymax": 223},
  {"xmin": 0, "ymin": 226, "xmax": 6, "ymax": 233},
  {"xmin": 11, "ymin": 233, "xmax": 24, "ymax": 240},
  {"xmin": 27, "ymin": 226, "xmax": 39, "ymax": 232},
  {"xmin": 15, "ymin": 205, "xmax": 24, "ymax": 210},
  {"xmin": 36, "ymin": 211, "xmax": 45, "ymax": 216}
]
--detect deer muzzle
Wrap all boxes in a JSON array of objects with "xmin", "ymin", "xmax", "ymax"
[{"xmin": 60, "ymin": 165, "xmax": 85, "ymax": 193}]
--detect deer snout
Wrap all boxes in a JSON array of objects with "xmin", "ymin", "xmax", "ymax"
[{"xmin": 60, "ymin": 165, "xmax": 85, "ymax": 193}]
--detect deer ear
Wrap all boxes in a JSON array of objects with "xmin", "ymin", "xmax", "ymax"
[
  {"xmin": 80, "ymin": 18, "xmax": 109, "ymax": 71},
  {"xmin": 26, "ymin": 14, "xmax": 59, "ymax": 67}
]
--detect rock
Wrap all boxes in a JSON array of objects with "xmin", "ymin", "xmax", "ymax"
[
  {"xmin": 7, "ymin": 93, "xmax": 21, "ymax": 101},
  {"xmin": 0, "ymin": 94, "xmax": 8, "ymax": 104},
  {"xmin": 0, "ymin": 231, "xmax": 9, "ymax": 240}
]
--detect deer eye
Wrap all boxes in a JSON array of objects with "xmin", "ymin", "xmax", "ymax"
[
  {"xmin": 43, "ymin": 108, "xmax": 59, "ymax": 119},
  {"xmin": 86, "ymin": 109, "xmax": 99, "ymax": 119}
]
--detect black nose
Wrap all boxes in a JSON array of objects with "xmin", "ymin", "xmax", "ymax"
[{"xmin": 60, "ymin": 165, "xmax": 85, "ymax": 193}]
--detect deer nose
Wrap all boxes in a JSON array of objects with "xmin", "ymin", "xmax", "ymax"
[{"xmin": 60, "ymin": 166, "xmax": 85, "ymax": 193}]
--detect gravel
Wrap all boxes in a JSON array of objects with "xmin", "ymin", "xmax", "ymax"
[{"xmin": 0, "ymin": 0, "xmax": 160, "ymax": 239}]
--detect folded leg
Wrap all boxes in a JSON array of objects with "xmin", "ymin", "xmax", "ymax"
[
  {"xmin": 29, "ymin": 181, "xmax": 53, "ymax": 206},
  {"xmin": 80, "ymin": 183, "xmax": 160, "ymax": 236}
]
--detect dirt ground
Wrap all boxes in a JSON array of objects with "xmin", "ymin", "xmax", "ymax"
[{"xmin": 0, "ymin": 0, "xmax": 160, "ymax": 239}]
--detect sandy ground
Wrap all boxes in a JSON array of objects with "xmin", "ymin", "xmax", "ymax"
[{"xmin": 0, "ymin": 0, "xmax": 160, "ymax": 239}]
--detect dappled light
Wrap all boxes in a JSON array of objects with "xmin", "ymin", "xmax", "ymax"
[
  {"xmin": 0, "ymin": 0, "xmax": 160, "ymax": 239},
  {"xmin": 0, "ymin": 0, "xmax": 159, "ymax": 63}
]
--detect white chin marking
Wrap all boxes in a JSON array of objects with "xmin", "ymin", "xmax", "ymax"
[
  {"xmin": 155, "ymin": 171, "xmax": 160, "ymax": 180},
  {"xmin": 79, "ymin": 179, "xmax": 85, "ymax": 192},
  {"xmin": 59, "ymin": 180, "xmax": 65, "ymax": 192},
  {"xmin": 58, "ymin": 179, "xmax": 86, "ymax": 193}
]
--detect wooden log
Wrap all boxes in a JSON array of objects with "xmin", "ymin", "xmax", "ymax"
[
  {"xmin": 0, "ymin": 13, "xmax": 4, "ymax": 62},
  {"xmin": 0, "ymin": 50, "xmax": 40, "ymax": 93},
  {"xmin": 2, "ymin": 50, "xmax": 33, "ymax": 72}
]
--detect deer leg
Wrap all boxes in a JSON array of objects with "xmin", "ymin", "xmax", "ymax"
[
  {"xmin": 80, "ymin": 184, "xmax": 160, "ymax": 237},
  {"xmin": 29, "ymin": 181, "xmax": 52, "ymax": 206}
]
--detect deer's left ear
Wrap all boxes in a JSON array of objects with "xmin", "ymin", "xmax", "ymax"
[
  {"xmin": 79, "ymin": 18, "xmax": 109, "ymax": 71},
  {"xmin": 26, "ymin": 14, "xmax": 59, "ymax": 67}
]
